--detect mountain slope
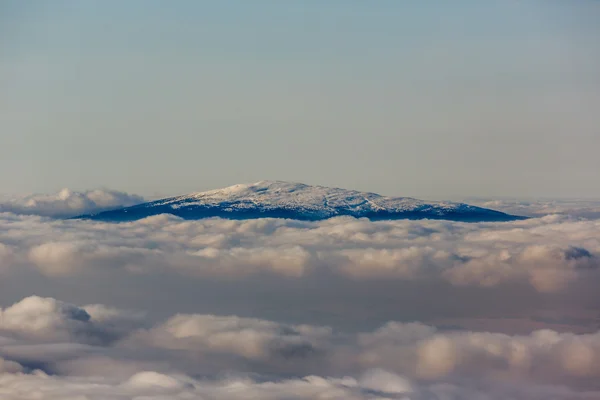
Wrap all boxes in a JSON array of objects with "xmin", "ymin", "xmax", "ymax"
[{"xmin": 76, "ymin": 181, "xmax": 526, "ymax": 222}]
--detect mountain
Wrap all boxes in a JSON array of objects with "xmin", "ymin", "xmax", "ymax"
[{"xmin": 76, "ymin": 181, "xmax": 526, "ymax": 222}]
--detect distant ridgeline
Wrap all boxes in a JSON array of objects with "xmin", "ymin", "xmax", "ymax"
[{"xmin": 75, "ymin": 181, "xmax": 527, "ymax": 223}]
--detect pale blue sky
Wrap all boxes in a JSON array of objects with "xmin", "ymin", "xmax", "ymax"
[{"xmin": 1, "ymin": 1, "xmax": 599, "ymax": 199}]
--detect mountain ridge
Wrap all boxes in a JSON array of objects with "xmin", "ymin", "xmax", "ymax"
[{"xmin": 76, "ymin": 181, "xmax": 527, "ymax": 222}]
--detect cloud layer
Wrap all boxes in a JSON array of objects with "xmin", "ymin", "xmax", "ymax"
[
  {"xmin": 0, "ymin": 295, "xmax": 599, "ymax": 399},
  {"xmin": 0, "ymin": 189, "xmax": 144, "ymax": 218},
  {"xmin": 1, "ymin": 193, "xmax": 600, "ymax": 398},
  {"xmin": 468, "ymin": 198, "xmax": 600, "ymax": 220},
  {"xmin": 0, "ymin": 212, "xmax": 598, "ymax": 293}
]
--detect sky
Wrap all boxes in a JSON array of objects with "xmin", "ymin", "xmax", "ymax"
[
  {"xmin": 3, "ymin": 4, "xmax": 600, "ymax": 397},
  {"xmin": 1, "ymin": 0, "xmax": 600, "ymax": 199}
]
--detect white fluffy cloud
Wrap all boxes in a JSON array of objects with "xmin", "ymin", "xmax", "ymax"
[
  {"xmin": 0, "ymin": 296, "xmax": 599, "ymax": 399},
  {"xmin": 131, "ymin": 314, "xmax": 332, "ymax": 362},
  {"xmin": 0, "ymin": 189, "xmax": 144, "ymax": 218},
  {"xmin": 0, "ymin": 371, "xmax": 599, "ymax": 400},
  {"xmin": 468, "ymin": 198, "xmax": 600, "ymax": 219},
  {"xmin": 1, "ymin": 193, "xmax": 600, "ymax": 398},
  {"xmin": 0, "ymin": 212, "xmax": 598, "ymax": 292},
  {"xmin": 356, "ymin": 321, "xmax": 600, "ymax": 383},
  {"xmin": 0, "ymin": 296, "xmax": 146, "ymax": 348}
]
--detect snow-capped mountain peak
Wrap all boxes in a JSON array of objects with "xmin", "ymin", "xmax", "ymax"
[{"xmin": 77, "ymin": 181, "xmax": 526, "ymax": 222}]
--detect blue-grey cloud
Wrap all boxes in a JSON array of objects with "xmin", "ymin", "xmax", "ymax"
[
  {"xmin": 467, "ymin": 199, "xmax": 600, "ymax": 220},
  {"xmin": 0, "ymin": 189, "xmax": 145, "ymax": 218},
  {"xmin": 1, "ymin": 295, "xmax": 600, "ymax": 399},
  {"xmin": 0, "ymin": 212, "xmax": 597, "ymax": 292}
]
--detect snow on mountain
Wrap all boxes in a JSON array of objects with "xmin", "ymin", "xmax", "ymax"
[{"xmin": 77, "ymin": 181, "xmax": 526, "ymax": 222}]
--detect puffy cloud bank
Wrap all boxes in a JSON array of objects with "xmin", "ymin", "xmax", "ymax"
[
  {"xmin": 1, "ymin": 194, "xmax": 600, "ymax": 398},
  {"xmin": 0, "ymin": 212, "xmax": 598, "ymax": 293},
  {"xmin": 0, "ymin": 295, "xmax": 600, "ymax": 399},
  {"xmin": 468, "ymin": 198, "xmax": 600, "ymax": 219},
  {"xmin": 0, "ymin": 188, "xmax": 144, "ymax": 217}
]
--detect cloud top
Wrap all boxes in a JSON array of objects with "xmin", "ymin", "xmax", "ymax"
[
  {"xmin": 1, "ymin": 191, "xmax": 600, "ymax": 398},
  {"xmin": 0, "ymin": 212, "xmax": 598, "ymax": 292},
  {"xmin": 0, "ymin": 295, "xmax": 598, "ymax": 399},
  {"xmin": 0, "ymin": 189, "xmax": 144, "ymax": 218}
]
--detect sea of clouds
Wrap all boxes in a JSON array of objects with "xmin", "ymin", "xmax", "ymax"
[
  {"xmin": 0, "ymin": 189, "xmax": 600, "ymax": 399},
  {"xmin": 1, "ymin": 294, "xmax": 600, "ymax": 399},
  {"xmin": 0, "ymin": 188, "xmax": 144, "ymax": 218}
]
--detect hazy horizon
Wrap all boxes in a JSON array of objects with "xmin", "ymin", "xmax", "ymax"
[
  {"xmin": 5, "ymin": 180, "xmax": 600, "ymax": 205},
  {"xmin": 2, "ymin": 2, "xmax": 600, "ymax": 399},
  {"xmin": 3, "ymin": 1, "xmax": 600, "ymax": 199}
]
